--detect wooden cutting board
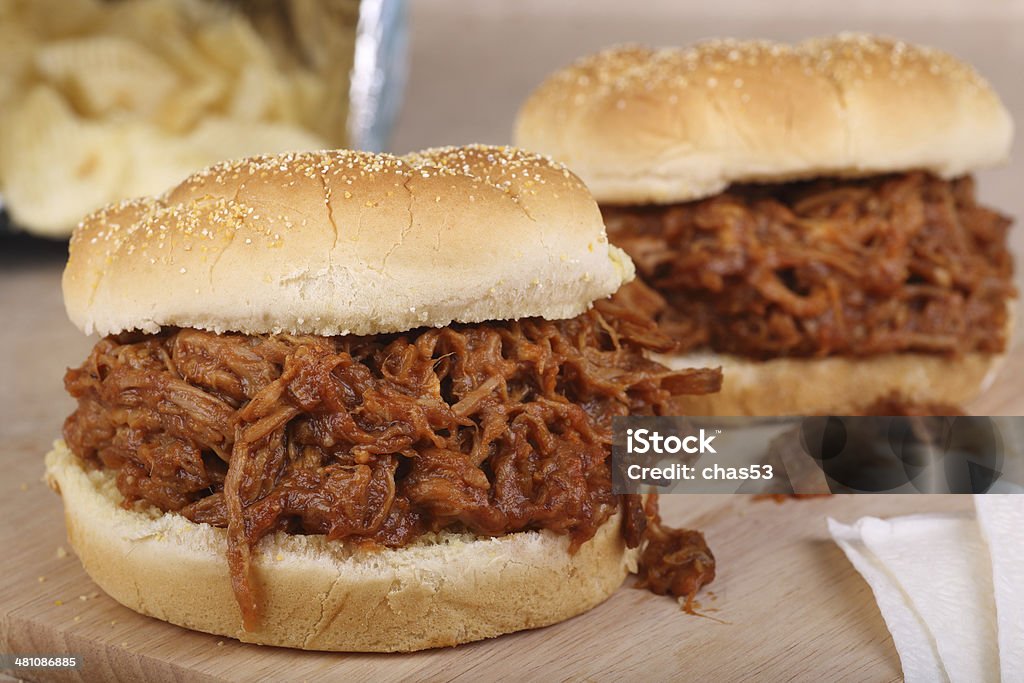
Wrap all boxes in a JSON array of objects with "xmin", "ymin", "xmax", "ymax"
[
  {"xmin": 0, "ymin": 248, "xmax": 1019, "ymax": 682},
  {"xmin": 0, "ymin": 456, "xmax": 977, "ymax": 682}
]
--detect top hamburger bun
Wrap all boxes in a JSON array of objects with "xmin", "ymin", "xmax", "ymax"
[
  {"xmin": 62, "ymin": 145, "xmax": 635, "ymax": 337},
  {"xmin": 514, "ymin": 34, "xmax": 1013, "ymax": 205}
]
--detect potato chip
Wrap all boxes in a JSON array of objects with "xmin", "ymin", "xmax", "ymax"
[
  {"xmin": 285, "ymin": 0, "xmax": 358, "ymax": 70},
  {"xmin": 0, "ymin": 25, "xmax": 38, "ymax": 107},
  {"xmin": 99, "ymin": 0, "xmax": 214, "ymax": 81},
  {"xmin": 181, "ymin": 118, "xmax": 324, "ymax": 165},
  {"xmin": 152, "ymin": 75, "xmax": 226, "ymax": 133},
  {"xmin": 195, "ymin": 17, "xmax": 275, "ymax": 75},
  {"xmin": 118, "ymin": 124, "xmax": 197, "ymax": 199},
  {"xmin": 5, "ymin": 0, "xmax": 104, "ymax": 40},
  {"xmin": 0, "ymin": 87, "xmax": 127, "ymax": 236},
  {"xmin": 226, "ymin": 65, "xmax": 291, "ymax": 122},
  {"xmin": 117, "ymin": 118, "xmax": 325, "ymax": 203},
  {"xmin": 0, "ymin": 0, "xmax": 351, "ymax": 236},
  {"xmin": 35, "ymin": 36, "xmax": 179, "ymax": 118}
]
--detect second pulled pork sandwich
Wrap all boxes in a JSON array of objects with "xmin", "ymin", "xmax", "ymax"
[
  {"xmin": 515, "ymin": 34, "xmax": 1015, "ymax": 415},
  {"xmin": 50, "ymin": 145, "xmax": 721, "ymax": 651}
]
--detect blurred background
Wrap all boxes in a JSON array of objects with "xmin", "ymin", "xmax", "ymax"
[
  {"xmin": 3, "ymin": 0, "xmax": 1021, "ymax": 235},
  {"xmin": 0, "ymin": 0, "xmax": 406, "ymax": 238},
  {"xmin": 2, "ymin": 0, "xmax": 1023, "ymax": 453}
]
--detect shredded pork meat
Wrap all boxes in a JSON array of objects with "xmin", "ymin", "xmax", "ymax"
[
  {"xmin": 64, "ymin": 299, "xmax": 721, "ymax": 627},
  {"xmin": 635, "ymin": 496, "xmax": 715, "ymax": 612},
  {"xmin": 604, "ymin": 173, "xmax": 1014, "ymax": 359}
]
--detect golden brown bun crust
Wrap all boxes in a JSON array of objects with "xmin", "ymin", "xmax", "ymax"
[
  {"xmin": 655, "ymin": 351, "xmax": 1003, "ymax": 416},
  {"xmin": 62, "ymin": 145, "xmax": 634, "ymax": 336},
  {"xmin": 45, "ymin": 441, "xmax": 636, "ymax": 652},
  {"xmin": 515, "ymin": 34, "xmax": 1013, "ymax": 204}
]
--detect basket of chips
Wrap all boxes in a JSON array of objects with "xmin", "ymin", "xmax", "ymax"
[{"xmin": 0, "ymin": 0, "xmax": 407, "ymax": 237}]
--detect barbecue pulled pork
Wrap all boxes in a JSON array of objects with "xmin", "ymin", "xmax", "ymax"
[
  {"xmin": 604, "ymin": 173, "xmax": 1014, "ymax": 359},
  {"xmin": 64, "ymin": 298, "xmax": 722, "ymax": 626}
]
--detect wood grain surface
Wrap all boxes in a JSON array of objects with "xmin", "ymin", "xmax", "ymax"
[{"xmin": 2, "ymin": 5, "xmax": 1023, "ymax": 682}]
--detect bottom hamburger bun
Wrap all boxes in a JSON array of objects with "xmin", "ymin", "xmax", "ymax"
[
  {"xmin": 44, "ymin": 441, "xmax": 636, "ymax": 652},
  {"xmin": 655, "ymin": 351, "xmax": 1004, "ymax": 416}
]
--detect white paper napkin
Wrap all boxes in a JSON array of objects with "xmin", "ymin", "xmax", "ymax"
[
  {"xmin": 828, "ymin": 513, "xmax": 1001, "ymax": 683},
  {"xmin": 828, "ymin": 519, "xmax": 947, "ymax": 683},
  {"xmin": 975, "ymin": 495, "xmax": 1024, "ymax": 681}
]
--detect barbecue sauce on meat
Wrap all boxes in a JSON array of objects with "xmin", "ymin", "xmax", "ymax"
[
  {"xmin": 64, "ymin": 299, "xmax": 721, "ymax": 627},
  {"xmin": 635, "ymin": 495, "xmax": 716, "ymax": 612},
  {"xmin": 604, "ymin": 173, "xmax": 1014, "ymax": 358}
]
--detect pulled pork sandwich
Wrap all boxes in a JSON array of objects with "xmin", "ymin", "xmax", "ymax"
[
  {"xmin": 515, "ymin": 34, "xmax": 1015, "ymax": 415},
  {"xmin": 48, "ymin": 145, "xmax": 721, "ymax": 652}
]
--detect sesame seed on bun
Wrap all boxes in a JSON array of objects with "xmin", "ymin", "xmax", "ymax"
[
  {"xmin": 515, "ymin": 34, "xmax": 1013, "ymax": 204},
  {"xmin": 63, "ymin": 145, "xmax": 635, "ymax": 337}
]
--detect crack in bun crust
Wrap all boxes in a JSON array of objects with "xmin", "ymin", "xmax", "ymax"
[{"xmin": 63, "ymin": 145, "xmax": 635, "ymax": 337}]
